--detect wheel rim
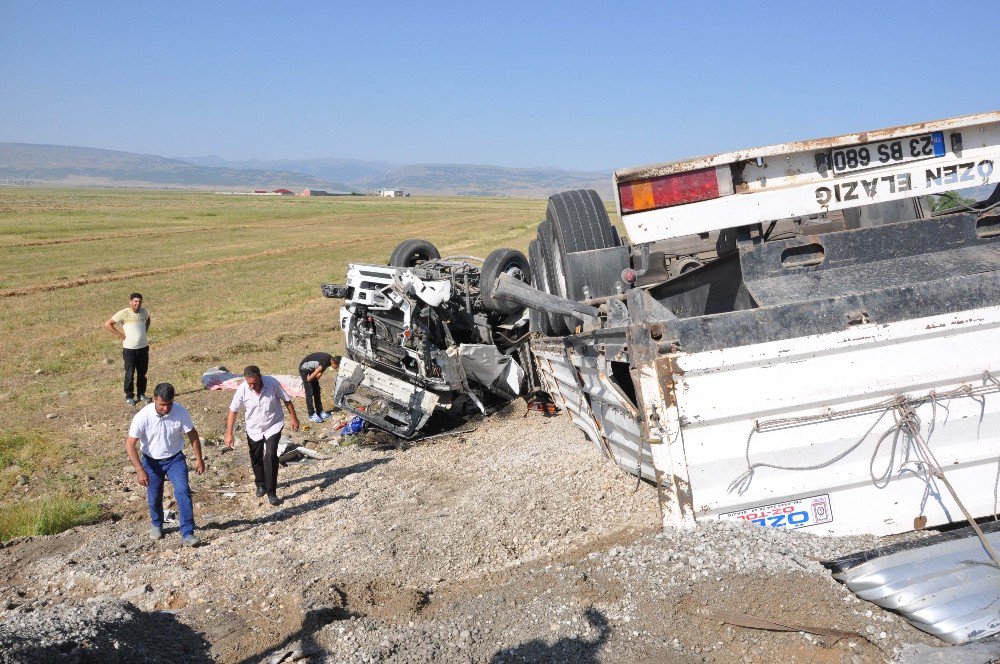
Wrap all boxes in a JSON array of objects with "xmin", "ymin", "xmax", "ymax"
[{"xmin": 503, "ymin": 262, "xmax": 526, "ymax": 282}]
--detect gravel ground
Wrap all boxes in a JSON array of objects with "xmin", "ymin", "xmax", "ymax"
[{"xmin": 0, "ymin": 405, "xmax": 949, "ymax": 663}]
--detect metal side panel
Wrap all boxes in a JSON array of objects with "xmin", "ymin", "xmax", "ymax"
[
  {"xmin": 825, "ymin": 522, "xmax": 1000, "ymax": 644},
  {"xmin": 668, "ymin": 305, "xmax": 1000, "ymax": 537},
  {"xmin": 531, "ymin": 343, "xmax": 655, "ymax": 481},
  {"xmin": 532, "ymin": 347, "xmax": 607, "ymax": 460}
]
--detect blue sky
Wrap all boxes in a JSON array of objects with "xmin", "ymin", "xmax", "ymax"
[{"xmin": 1, "ymin": 1, "xmax": 996, "ymax": 172}]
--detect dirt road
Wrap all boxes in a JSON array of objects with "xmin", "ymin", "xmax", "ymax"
[{"xmin": 0, "ymin": 406, "xmax": 942, "ymax": 663}]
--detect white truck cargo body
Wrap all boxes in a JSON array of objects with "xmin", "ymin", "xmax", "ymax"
[{"xmin": 518, "ymin": 111, "xmax": 1000, "ymax": 537}]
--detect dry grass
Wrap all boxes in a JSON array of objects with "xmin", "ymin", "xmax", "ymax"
[{"xmin": 0, "ymin": 188, "xmax": 551, "ymax": 526}]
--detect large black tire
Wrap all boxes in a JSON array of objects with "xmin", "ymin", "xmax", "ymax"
[
  {"xmin": 546, "ymin": 190, "xmax": 626, "ymax": 332},
  {"xmin": 480, "ymin": 247, "xmax": 531, "ymax": 314},
  {"xmin": 537, "ymin": 221, "xmax": 570, "ymax": 335},
  {"xmin": 526, "ymin": 240, "xmax": 550, "ymax": 335},
  {"xmin": 546, "ymin": 189, "xmax": 618, "ymax": 253},
  {"xmin": 388, "ymin": 239, "xmax": 440, "ymax": 267}
]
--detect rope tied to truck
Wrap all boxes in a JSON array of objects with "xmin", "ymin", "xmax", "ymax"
[{"xmin": 728, "ymin": 371, "xmax": 1000, "ymax": 567}]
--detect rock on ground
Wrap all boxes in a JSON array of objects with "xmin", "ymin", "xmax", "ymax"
[{"xmin": 0, "ymin": 407, "xmax": 945, "ymax": 663}]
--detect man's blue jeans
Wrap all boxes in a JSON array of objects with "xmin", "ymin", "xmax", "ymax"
[{"xmin": 141, "ymin": 452, "xmax": 195, "ymax": 537}]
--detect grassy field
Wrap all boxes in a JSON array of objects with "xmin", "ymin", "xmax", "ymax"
[{"xmin": 0, "ymin": 188, "xmax": 557, "ymax": 538}]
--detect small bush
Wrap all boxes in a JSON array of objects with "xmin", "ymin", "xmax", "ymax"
[{"xmin": 0, "ymin": 495, "xmax": 102, "ymax": 542}]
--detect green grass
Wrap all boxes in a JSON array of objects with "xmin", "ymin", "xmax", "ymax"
[{"xmin": 0, "ymin": 495, "xmax": 102, "ymax": 542}]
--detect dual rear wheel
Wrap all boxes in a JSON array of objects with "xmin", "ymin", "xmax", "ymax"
[
  {"xmin": 528, "ymin": 189, "xmax": 626, "ymax": 335},
  {"xmin": 388, "ymin": 188, "xmax": 625, "ymax": 333}
]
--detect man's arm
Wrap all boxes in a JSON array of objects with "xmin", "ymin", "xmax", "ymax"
[
  {"xmin": 188, "ymin": 429, "xmax": 205, "ymax": 474},
  {"xmin": 307, "ymin": 366, "xmax": 324, "ymax": 382},
  {"xmin": 224, "ymin": 410, "xmax": 238, "ymax": 449},
  {"xmin": 284, "ymin": 400, "xmax": 300, "ymax": 431},
  {"xmin": 125, "ymin": 437, "xmax": 149, "ymax": 487},
  {"xmin": 145, "ymin": 316, "xmax": 151, "ymax": 331},
  {"xmin": 104, "ymin": 318, "xmax": 125, "ymax": 341}
]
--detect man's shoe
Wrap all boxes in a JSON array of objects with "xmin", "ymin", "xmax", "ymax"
[
  {"xmin": 267, "ymin": 494, "xmax": 282, "ymax": 506},
  {"xmin": 182, "ymin": 534, "xmax": 201, "ymax": 547},
  {"xmin": 255, "ymin": 486, "xmax": 266, "ymax": 498},
  {"xmin": 320, "ymin": 411, "xmax": 334, "ymax": 421},
  {"xmin": 138, "ymin": 394, "xmax": 151, "ymax": 404},
  {"xmin": 150, "ymin": 525, "xmax": 163, "ymax": 540},
  {"xmin": 308, "ymin": 413, "xmax": 323, "ymax": 424},
  {"xmin": 126, "ymin": 397, "xmax": 138, "ymax": 407}
]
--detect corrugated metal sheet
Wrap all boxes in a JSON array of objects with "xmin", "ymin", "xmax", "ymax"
[
  {"xmin": 531, "ymin": 343, "xmax": 656, "ymax": 481},
  {"xmin": 824, "ymin": 522, "xmax": 1000, "ymax": 644}
]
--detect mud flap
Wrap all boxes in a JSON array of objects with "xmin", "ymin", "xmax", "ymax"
[{"xmin": 334, "ymin": 358, "xmax": 440, "ymax": 439}]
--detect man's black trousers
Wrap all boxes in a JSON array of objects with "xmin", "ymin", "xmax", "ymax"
[
  {"xmin": 247, "ymin": 430, "xmax": 282, "ymax": 495},
  {"xmin": 300, "ymin": 369, "xmax": 324, "ymax": 416},
  {"xmin": 123, "ymin": 346, "xmax": 149, "ymax": 399}
]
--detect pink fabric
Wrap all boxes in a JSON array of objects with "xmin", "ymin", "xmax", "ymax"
[{"xmin": 205, "ymin": 374, "xmax": 305, "ymax": 398}]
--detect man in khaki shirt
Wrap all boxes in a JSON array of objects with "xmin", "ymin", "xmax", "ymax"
[{"xmin": 104, "ymin": 292, "xmax": 152, "ymax": 407}]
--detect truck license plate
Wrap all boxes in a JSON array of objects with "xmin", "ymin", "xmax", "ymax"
[
  {"xmin": 719, "ymin": 494, "xmax": 833, "ymax": 530},
  {"xmin": 831, "ymin": 131, "xmax": 945, "ymax": 175}
]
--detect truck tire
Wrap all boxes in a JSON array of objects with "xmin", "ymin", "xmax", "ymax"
[
  {"xmin": 546, "ymin": 189, "xmax": 618, "ymax": 253},
  {"xmin": 526, "ymin": 239, "xmax": 550, "ymax": 335},
  {"xmin": 388, "ymin": 239, "xmax": 440, "ymax": 267},
  {"xmin": 480, "ymin": 247, "xmax": 531, "ymax": 314},
  {"xmin": 537, "ymin": 222, "xmax": 570, "ymax": 335},
  {"xmin": 546, "ymin": 190, "xmax": 627, "ymax": 332}
]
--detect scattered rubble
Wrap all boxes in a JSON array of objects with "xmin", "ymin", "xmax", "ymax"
[{"xmin": 0, "ymin": 409, "xmax": 958, "ymax": 662}]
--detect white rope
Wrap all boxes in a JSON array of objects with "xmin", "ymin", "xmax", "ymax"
[
  {"xmin": 729, "ymin": 372, "xmax": 1000, "ymax": 496},
  {"xmin": 727, "ymin": 371, "xmax": 1000, "ymax": 568}
]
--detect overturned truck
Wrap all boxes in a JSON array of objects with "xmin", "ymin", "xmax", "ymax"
[
  {"xmin": 324, "ymin": 242, "xmax": 535, "ymax": 438},
  {"xmin": 330, "ymin": 112, "xmax": 1000, "ymax": 543}
]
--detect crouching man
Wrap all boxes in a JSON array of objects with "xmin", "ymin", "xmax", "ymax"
[{"xmin": 125, "ymin": 382, "xmax": 205, "ymax": 546}]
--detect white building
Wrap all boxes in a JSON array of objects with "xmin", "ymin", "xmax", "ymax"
[{"xmin": 379, "ymin": 189, "xmax": 405, "ymax": 197}]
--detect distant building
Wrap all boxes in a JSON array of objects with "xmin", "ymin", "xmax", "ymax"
[
  {"xmin": 254, "ymin": 190, "xmax": 267, "ymax": 194},
  {"xmin": 300, "ymin": 189, "xmax": 330, "ymax": 196},
  {"xmin": 274, "ymin": 188, "xmax": 294, "ymax": 195},
  {"xmin": 379, "ymin": 189, "xmax": 405, "ymax": 197}
]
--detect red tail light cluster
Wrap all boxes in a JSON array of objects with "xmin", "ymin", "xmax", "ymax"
[{"xmin": 619, "ymin": 166, "xmax": 731, "ymax": 214}]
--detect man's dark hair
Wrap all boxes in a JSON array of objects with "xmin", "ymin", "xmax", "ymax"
[
  {"xmin": 153, "ymin": 383, "xmax": 175, "ymax": 401},
  {"xmin": 243, "ymin": 365, "xmax": 262, "ymax": 379},
  {"xmin": 332, "ymin": 355, "xmax": 342, "ymax": 366},
  {"xmin": 129, "ymin": 292, "xmax": 143, "ymax": 300}
]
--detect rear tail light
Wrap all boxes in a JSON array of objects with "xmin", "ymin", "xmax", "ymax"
[{"xmin": 619, "ymin": 165, "xmax": 733, "ymax": 214}]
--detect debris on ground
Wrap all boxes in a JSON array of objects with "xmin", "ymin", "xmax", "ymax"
[{"xmin": 0, "ymin": 411, "xmax": 953, "ymax": 663}]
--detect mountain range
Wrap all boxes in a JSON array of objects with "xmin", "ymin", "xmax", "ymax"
[{"xmin": 0, "ymin": 143, "xmax": 611, "ymax": 199}]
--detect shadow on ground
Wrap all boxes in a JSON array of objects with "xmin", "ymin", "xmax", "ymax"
[
  {"xmin": 0, "ymin": 602, "xmax": 213, "ymax": 663},
  {"xmin": 490, "ymin": 608, "xmax": 611, "ymax": 664},
  {"xmin": 235, "ymin": 607, "xmax": 356, "ymax": 664},
  {"xmin": 282, "ymin": 458, "xmax": 393, "ymax": 500},
  {"xmin": 201, "ymin": 492, "xmax": 359, "ymax": 535}
]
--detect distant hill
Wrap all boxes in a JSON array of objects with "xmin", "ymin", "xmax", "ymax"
[
  {"xmin": 177, "ymin": 155, "xmax": 397, "ymax": 188},
  {"xmin": 1, "ymin": 142, "xmax": 612, "ymax": 199},
  {"xmin": 0, "ymin": 143, "xmax": 352, "ymax": 191},
  {"xmin": 178, "ymin": 156, "xmax": 612, "ymax": 199}
]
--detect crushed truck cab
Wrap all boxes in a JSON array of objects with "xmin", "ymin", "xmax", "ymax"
[{"xmin": 325, "ymin": 247, "xmax": 532, "ymax": 438}]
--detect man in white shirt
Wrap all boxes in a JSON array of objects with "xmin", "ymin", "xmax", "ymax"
[
  {"xmin": 104, "ymin": 292, "xmax": 152, "ymax": 407},
  {"xmin": 225, "ymin": 365, "xmax": 300, "ymax": 506},
  {"xmin": 125, "ymin": 382, "xmax": 205, "ymax": 546}
]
